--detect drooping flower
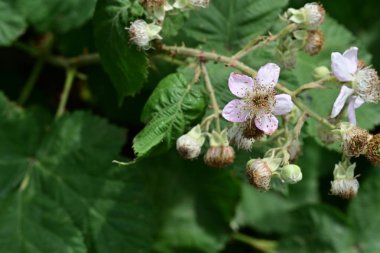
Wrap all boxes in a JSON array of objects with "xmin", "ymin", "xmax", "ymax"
[
  {"xmin": 287, "ymin": 2, "xmax": 325, "ymax": 27},
  {"xmin": 330, "ymin": 47, "xmax": 380, "ymax": 124},
  {"xmin": 330, "ymin": 160, "xmax": 359, "ymax": 199},
  {"xmin": 222, "ymin": 63, "xmax": 294, "ymax": 135},
  {"xmin": 176, "ymin": 125, "xmax": 205, "ymax": 159},
  {"xmin": 127, "ymin": 20, "xmax": 162, "ymax": 49}
]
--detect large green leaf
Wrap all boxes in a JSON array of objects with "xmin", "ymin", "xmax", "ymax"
[
  {"xmin": 0, "ymin": 192, "xmax": 86, "ymax": 253},
  {"xmin": 125, "ymin": 152, "xmax": 241, "ymax": 253},
  {"xmin": 348, "ymin": 169, "xmax": 380, "ymax": 253},
  {"xmin": 0, "ymin": 92, "xmax": 155, "ymax": 253},
  {"xmin": 279, "ymin": 205, "xmax": 357, "ymax": 253},
  {"xmin": 93, "ymin": 0, "xmax": 148, "ymax": 100},
  {"xmin": 134, "ymin": 72, "xmax": 207, "ymax": 157},
  {"xmin": 183, "ymin": 0, "xmax": 288, "ymax": 50},
  {"xmin": 0, "ymin": 1, "xmax": 26, "ymax": 46},
  {"xmin": 15, "ymin": 0, "xmax": 97, "ymax": 33}
]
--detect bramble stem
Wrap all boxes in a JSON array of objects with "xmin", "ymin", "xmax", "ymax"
[
  {"xmin": 293, "ymin": 75, "xmax": 336, "ymax": 96},
  {"xmin": 55, "ymin": 68, "xmax": 77, "ymax": 119},
  {"xmin": 232, "ymin": 23, "xmax": 298, "ymax": 60},
  {"xmin": 232, "ymin": 232, "xmax": 277, "ymax": 253},
  {"xmin": 18, "ymin": 59, "xmax": 44, "ymax": 105},
  {"xmin": 201, "ymin": 63, "xmax": 221, "ymax": 132},
  {"xmin": 162, "ymin": 44, "xmax": 335, "ymax": 130}
]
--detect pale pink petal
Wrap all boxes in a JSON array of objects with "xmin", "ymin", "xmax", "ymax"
[
  {"xmin": 254, "ymin": 113, "xmax": 278, "ymax": 135},
  {"xmin": 273, "ymin": 94, "xmax": 293, "ymax": 115},
  {"xmin": 222, "ymin": 99, "xmax": 250, "ymax": 123},
  {"xmin": 228, "ymin": 73, "xmax": 254, "ymax": 98},
  {"xmin": 330, "ymin": 86, "xmax": 354, "ymax": 118},
  {"xmin": 347, "ymin": 96, "xmax": 365, "ymax": 125},
  {"xmin": 256, "ymin": 63, "xmax": 280, "ymax": 88},
  {"xmin": 331, "ymin": 52, "xmax": 356, "ymax": 82},
  {"xmin": 343, "ymin": 47, "xmax": 358, "ymax": 67}
]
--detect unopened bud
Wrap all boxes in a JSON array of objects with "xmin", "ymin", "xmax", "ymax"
[
  {"xmin": 127, "ymin": 20, "xmax": 162, "ymax": 49},
  {"xmin": 366, "ymin": 133, "xmax": 380, "ymax": 164},
  {"xmin": 287, "ymin": 2, "xmax": 325, "ymax": 26},
  {"xmin": 313, "ymin": 66, "xmax": 330, "ymax": 80},
  {"xmin": 280, "ymin": 164, "xmax": 303, "ymax": 184},
  {"xmin": 330, "ymin": 160, "xmax": 359, "ymax": 199},
  {"xmin": 304, "ymin": 30, "xmax": 324, "ymax": 55},
  {"xmin": 173, "ymin": 0, "xmax": 209, "ymax": 9},
  {"xmin": 176, "ymin": 125, "xmax": 205, "ymax": 159},
  {"xmin": 246, "ymin": 158, "xmax": 281, "ymax": 191},
  {"xmin": 140, "ymin": 0, "xmax": 173, "ymax": 21},
  {"xmin": 339, "ymin": 122, "xmax": 372, "ymax": 157},
  {"xmin": 204, "ymin": 130, "xmax": 235, "ymax": 167}
]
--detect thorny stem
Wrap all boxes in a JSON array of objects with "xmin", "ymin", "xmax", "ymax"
[
  {"xmin": 163, "ymin": 44, "xmax": 335, "ymax": 130},
  {"xmin": 55, "ymin": 68, "xmax": 77, "ymax": 119},
  {"xmin": 232, "ymin": 232, "xmax": 277, "ymax": 253},
  {"xmin": 18, "ymin": 59, "xmax": 44, "ymax": 105},
  {"xmin": 201, "ymin": 63, "xmax": 221, "ymax": 132},
  {"xmin": 233, "ymin": 23, "xmax": 298, "ymax": 60}
]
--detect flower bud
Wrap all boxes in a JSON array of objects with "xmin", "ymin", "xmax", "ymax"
[
  {"xmin": 279, "ymin": 164, "xmax": 303, "ymax": 184},
  {"xmin": 127, "ymin": 20, "xmax": 162, "ymax": 49},
  {"xmin": 228, "ymin": 125, "xmax": 255, "ymax": 151},
  {"xmin": 304, "ymin": 30, "xmax": 324, "ymax": 55},
  {"xmin": 339, "ymin": 122, "xmax": 372, "ymax": 157},
  {"xmin": 330, "ymin": 160, "xmax": 359, "ymax": 199},
  {"xmin": 246, "ymin": 158, "xmax": 282, "ymax": 191},
  {"xmin": 313, "ymin": 66, "xmax": 330, "ymax": 80},
  {"xmin": 366, "ymin": 133, "xmax": 380, "ymax": 164},
  {"xmin": 173, "ymin": 0, "xmax": 209, "ymax": 9},
  {"xmin": 140, "ymin": 0, "xmax": 173, "ymax": 21},
  {"xmin": 176, "ymin": 125, "xmax": 205, "ymax": 159},
  {"xmin": 353, "ymin": 67, "xmax": 380, "ymax": 103},
  {"xmin": 204, "ymin": 130, "xmax": 235, "ymax": 167},
  {"xmin": 287, "ymin": 2, "xmax": 325, "ymax": 26}
]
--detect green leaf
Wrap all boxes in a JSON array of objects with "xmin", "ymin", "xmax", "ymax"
[
  {"xmin": 0, "ymin": 192, "xmax": 86, "ymax": 253},
  {"xmin": 279, "ymin": 205, "xmax": 356, "ymax": 253},
  {"xmin": 134, "ymin": 72, "xmax": 207, "ymax": 157},
  {"xmin": 93, "ymin": 0, "xmax": 149, "ymax": 100},
  {"xmin": 348, "ymin": 169, "xmax": 380, "ymax": 253},
  {"xmin": 0, "ymin": 92, "xmax": 155, "ymax": 253},
  {"xmin": 14, "ymin": 0, "xmax": 97, "ymax": 33},
  {"xmin": 183, "ymin": 0, "xmax": 288, "ymax": 50},
  {"xmin": 0, "ymin": 1, "xmax": 26, "ymax": 46},
  {"xmin": 125, "ymin": 152, "xmax": 241, "ymax": 253}
]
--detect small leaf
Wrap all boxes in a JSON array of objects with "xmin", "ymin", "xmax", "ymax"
[
  {"xmin": 0, "ymin": 1, "xmax": 26, "ymax": 46},
  {"xmin": 93, "ymin": 0, "xmax": 149, "ymax": 101},
  {"xmin": 134, "ymin": 72, "xmax": 207, "ymax": 158}
]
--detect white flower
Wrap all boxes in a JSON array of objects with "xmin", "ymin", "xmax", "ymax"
[
  {"xmin": 127, "ymin": 20, "xmax": 162, "ymax": 49},
  {"xmin": 222, "ymin": 63, "xmax": 294, "ymax": 135},
  {"xmin": 331, "ymin": 47, "xmax": 380, "ymax": 125}
]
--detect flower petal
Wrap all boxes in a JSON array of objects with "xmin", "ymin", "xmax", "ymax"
[
  {"xmin": 228, "ymin": 73, "xmax": 254, "ymax": 98},
  {"xmin": 222, "ymin": 99, "xmax": 250, "ymax": 123},
  {"xmin": 254, "ymin": 113, "xmax": 278, "ymax": 135},
  {"xmin": 347, "ymin": 96, "xmax": 365, "ymax": 125},
  {"xmin": 331, "ymin": 50, "xmax": 357, "ymax": 82},
  {"xmin": 330, "ymin": 86, "xmax": 354, "ymax": 118},
  {"xmin": 256, "ymin": 63, "xmax": 280, "ymax": 88},
  {"xmin": 273, "ymin": 94, "xmax": 293, "ymax": 115},
  {"xmin": 343, "ymin": 47, "xmax": 358, "ymax": 67}
]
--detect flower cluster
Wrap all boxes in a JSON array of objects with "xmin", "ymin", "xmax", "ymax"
[{"xmin": 128, "ymin": 0, "xmax": 210, "ymax": 49}]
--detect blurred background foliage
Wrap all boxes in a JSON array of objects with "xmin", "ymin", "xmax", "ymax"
[{"xmin": 1, "ymin": 0, "xmax": 380, "ymax": 253}]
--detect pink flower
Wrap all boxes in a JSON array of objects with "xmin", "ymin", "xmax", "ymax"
[
  {"xmin": 222, "ymin": 63, "xmax": 293, "ymax": 135},
  {"xmin": 331, "ymin": 47, "xmax": 380, "ymax": 125}
]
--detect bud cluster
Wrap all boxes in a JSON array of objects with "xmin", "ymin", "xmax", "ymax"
[{"xmin": 128, "ymin": 0, "xmax": 211, "ymax": 49}]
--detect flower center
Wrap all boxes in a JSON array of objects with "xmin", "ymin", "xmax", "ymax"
[{"xmin": 247, "ymin": 86, "xmax": 275, "ymax": 114}]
